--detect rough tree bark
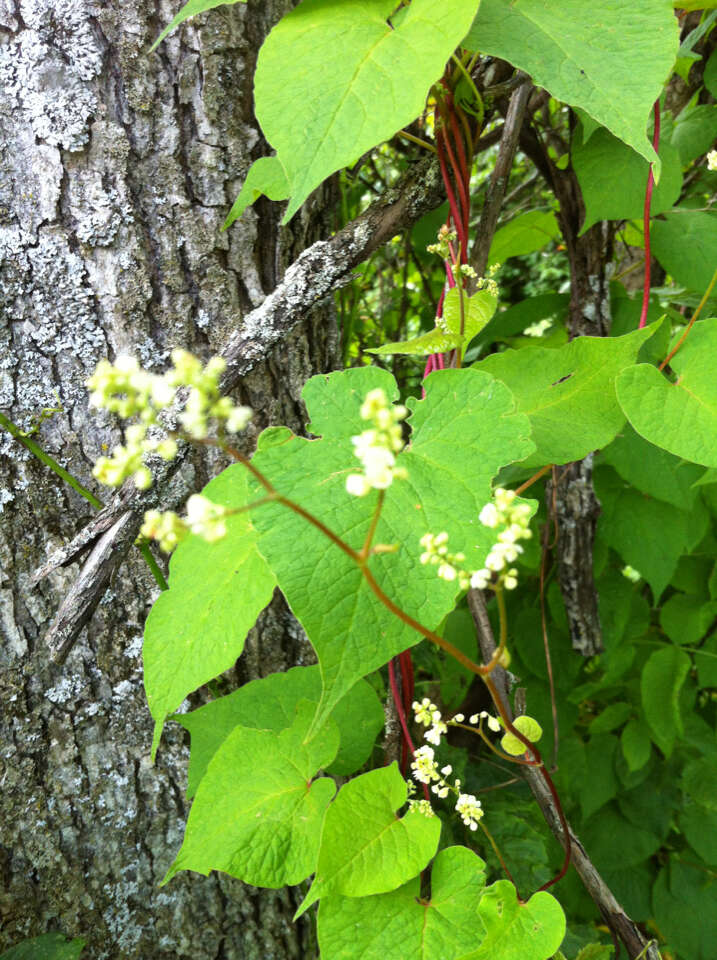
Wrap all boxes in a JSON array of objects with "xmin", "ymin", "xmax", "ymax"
[{"xmin": 0, "ymin": 1, "xmax": 338, "ymax": 956}]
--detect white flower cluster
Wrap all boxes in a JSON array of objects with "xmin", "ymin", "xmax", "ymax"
[
  {"xmin": 426, "ymin": 225, "xmax": 457, "ymax": 260},
  {"xmin": 409, "ymin": 703, "xmax": 484, "ymax": 830},
  {"xmin": 452, "ymin": 263, "xmax": 477, "ymax": 282},
  {"xmin": 475, "ymin": 262, "xmax": 500, "ymax": 298},
  {"xmin": 470, "ymin": 488, "xmax": 532, "ymax": 591},
  {"xmin": 412, "ymin": 696, "xmax": 448, "ymax": 746},
  {"xmin": 456, "ymin": 793, "xmax": 484, "ymax": 831},
  {"xmin": 708, "ymin": 149, "xmax": 717, "ymax": 171},
  {"xmin": 345, "ymin": 388, "xmax": 408, "ymax": 497},
  {"xmin": 621, "ymin": 564, "xmax": 642, "ymax": 583},
  {"xmin": 88, "ymin": 350, "xmax": 251, "ymax": 490},
  {"xmin": 419, "ymin": 532, "xmax": 471, "ymax": 590},
  {"xmin": 523, "ymin": 317, "xmax": 553, "ymax": 338},
  {"xmin": 141, "ymin": 494, "xmax": 229, "ymax": 553}
]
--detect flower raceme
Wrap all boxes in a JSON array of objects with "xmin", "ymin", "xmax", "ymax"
[
  {"xmin": 408, "ymin": 700, "xmax": 487, "ymax": 831},
  {"xmin": 419, "ymin": 487, "xmax": 533, "ymax": 593},
  {"xmin": 345, "ymin": 388, "xmax": 408, "ymax": 497},
  {"xmin": 87, "ymin": 351, "xmax": 251, "ymax": 491}
]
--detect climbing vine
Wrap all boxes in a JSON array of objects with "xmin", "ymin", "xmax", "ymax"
[{"xmin": 6, "ymin": 2, "xmax": 717, "ymax": 959}]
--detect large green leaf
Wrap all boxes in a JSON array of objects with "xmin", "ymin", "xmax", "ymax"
[
  {"xmin": 464, "ymin": 0, "xmax": 679, "ymax": 167},
  {"xmin": 175, "ymin": 666, "xmax": 383, "ymax": 797},
  {"xmin": 366, "ymin": 329, "xmax": 462, "ymax": 358},
  {"xmin": 143, "ymin": 466, "xmax": 276, "ymax": 756},
  {"xmin": 296, "ymin": 764, "xmax": 441, "ymax": 917},
  {"xmin": 251, "ymin": 367, "xmax": 534, "ymax": 732},
  {"xmin": 581, "ymin": 805, "xmax": 662, "ymax": 872},
  {"xmin": 594, "ymin": 466, "xmax": 693, "ymax": 600},
  {"xmin": 650, "ymin": 210, "xmax": 717, "ymax": 292},
  {"xmin": 671, "ymin": 104, "xmax": 717, "ymax": 166},
  {"xmin": 487, "ymin": 211, "xmax": 560, "ymax": 265},
  {"xmin": 617, "ymin": 319, "xmax": 717, "ymax": 468},
  {"xmin": 370, "ymin": 289, "xmax": 496, "ymax": 359},
  {"xmin": 573, "ymin": 127, "xmax": 682, "ymax": 232},
  {"xmin": 641, "ymin": 646, "xmax": 691, "ymax": 757},
  {"xmin": 317, "ymin": 846, "xmax": 488, "ymax": 960},
  {"xmin": 598, "ymin": 425, "xmax": 706, "ymax": 510},
  {"xmin": 163, "ymin": 702, "xmax": 338, "ymax": 888},
  {"xmin": 476, "ymin": 324, "xmax": 657, "ymax": 467},
  {"xmin": 223, "ymin": 155, "xmax": 289, "ymax": 229},
  {"xmin": 653, "ymin": 859, "xmax": 717, "ymax": 960},
  {"xmin": 660, "ymin": 593, "xmax": 717, "ymax": 647},
  {"xmin": 255, "ymin": 0, "xmax": 480, "ymax": 222},
  {"xmin": 0, "ymin": 935, "xmax": 86, "ymax": 960},
  {"xmin": 150, "ymin": 0, "xmax": 244, "ymax": 51},
  {"xmin": 459, "ymin": 880, "xmax": 566, "ymax": 960}
]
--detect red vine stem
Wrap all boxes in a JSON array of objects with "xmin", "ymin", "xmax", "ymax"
[
  {"xmin": 388, "ymin": 658, "xmax": 428, "ymax": 795},
  {"xmin": 638, "ymin": 100, "xmax": 661, "ymax": 329}
]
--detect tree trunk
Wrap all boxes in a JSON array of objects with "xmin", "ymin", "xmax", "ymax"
[{"xmin": 0, "ymin": 1, "xmax": 336, "ymax": 956}]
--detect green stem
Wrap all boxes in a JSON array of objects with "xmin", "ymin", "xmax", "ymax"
[
  {"xmin": 451, "ymin": 54, "xmax": 484, "ymax": 130},
  {"xmin": 0, "ymin": 410, "xmax": 168, "ymax": 591},
  {"xmin": 138, "ymin": 540, "xmax": 169, "ymax": 591},
  {"xmin": 0, "ymin": 411, "xmax": 103, "ymax": 509}
]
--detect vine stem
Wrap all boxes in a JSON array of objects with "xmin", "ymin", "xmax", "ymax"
[
  {"xmin": 659, "ymin": 263, "xmax": 717, "ymax": 371},
  {"xmin": 387, "ymin": 658, "xmax": 429, "ymax": 799},
  {"xmin": 191, "ymin": 438, "xmax": 573, "ymax": 895},
  {"xmin": 0, "ymin": 410, "xmax": 168, "ymax": 592},
  {"xmin": 638, "ymin": 100, "xmax": 661, "ymax": 330}
]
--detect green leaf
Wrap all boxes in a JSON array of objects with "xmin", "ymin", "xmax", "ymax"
[
  {"xmin": 476, "ymin": 324, "xmax": 657, "ymax": 467},
  {"xmin": 705, "ymin": 48, "xmax": 717, "ymax": 98},
  {"xmin": 575, "ymin": 946, "xmax": 614, "ymax": 960},
  {"xmin": 474, "ymin": 293, "xmax": 569, "ymax": 350},
  {"xmin": 653, "ymin": 859, "xmax": 717, "ymax": 960},
  {"xmin": 660, "ymin": 593, "xmax": 717, "ymax": 646},
  {"xmin": 679, "ymin": 804, "xmax": 717, "ymax": 865},
  {"xmin": 371, "ymin": 289, "xmax": 497, "ymax": 359},
  {"xmin": 594, "ymin": 466, "xmax": 692, "ymax": 600},
  {"xmin": 621, "ymin": 718, "xmax": 652, "ymax": 772},
  {"xmin": 443, "ymin": 288, "xmax": 498, "ymax": 343},
  {"xmin": 150, "ymin": 0, "xmax": 244, "ymax": 51},
  {"xmin": 163, "ymin": 702, "xmax": 338, "ymax": 888},
  {"xmin": 143, "ymin": 466, "xmax": 276, "ymax": 755},
  {"xmin": 640, "ymin": 645, "xmax": 691, "ymax": 756},
  {"xmin": 695, "ymin": 634, "xmax": 717, "ymax": 689},
  {"xmin": 581, "ymin": 804, "xmax": 662, "ymax": 870},
  {"xmin": 671, "ymin": 104, "xmax": 717, "ymax": 165},
  {"xmin": 223, "ymin": 155, "xmax": 290, "ymax": 229},
  {"xmin": 589, "ymin": 703, "xmax": 632, "ymax": 735},
  {"xmin": 255, "ymin": 0, "xmax": 480, "ymax": 222},
  {"xmin": 616, "ymin": 319, "xmax": 717, "ymax": 469},
  {"xmin": 296, "ymin": 764, "xmax": 441, "ymax": 917},
  {"xmin": 487, "ymin": 211, "xmax": 560, "ymax": 265},
  {"xmin": 598, "ymin": 425, "xmax": 706, "ymax": 510},
  {"xmin": 458, "ymin": 880, "xmax": 566, "ymax": 960},
  {"xmin": 317, "ymin": 846, "xmax": 488, "ymax": 960},
  {"xmin": 650, "ymin": 211, "xmax": 717, "ymax": 292},
  {"xmin": 250, "ymin": 367, "xmax": 533, "ymax": 733},
  {"xmin": 175, "ymin": 666, "xmax": 383, "ymax": 797},
  {"xmin": 580, "ymin": 735, "xmax": 618, "ymax": 820},
  {"xmin": 0, "ymin": 934, "xmax": 86, "ymax": 960},
  {"xmin": 367, "ymin": 328, "xmax": 463, "ymax": 357},
  {"xmin": 572, "ymin": 127, "xmax": 682, "ymax": 232},
  {"xmin": 682, "ymin": 757, "xmax": 717, "ymax": 812},
  {"xmin": 464, "ymin": 0, "xmax": 679, "ymax": 168}
]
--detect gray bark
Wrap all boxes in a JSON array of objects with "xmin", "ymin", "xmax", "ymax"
[{"xmin": 0, "ymin": 1, "xmax": 337, "ymax": 956}]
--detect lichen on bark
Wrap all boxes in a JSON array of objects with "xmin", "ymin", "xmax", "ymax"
[{"xmin": 0, "ymin": 1, "xmax": 336, "ymax": 955}]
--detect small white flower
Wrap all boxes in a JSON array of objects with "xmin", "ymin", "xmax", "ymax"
[
  {"xmin": 621, "ymin": 565, "xmax": 641, "ymax": 583},
  {"xmin": 346, "ymin": 473, "xmax": 371, "ymax": 497},
  {"xmin": 411, "ymin": 745, "xmax": 440, "ymax": 784},
  {"xmin": 456, "ymin": 792, "xmax": 483, "ymax": 830},
  {"xmin": 479, "ymin": 503, "xmax": 499, "ymax": 528},
  {"xmin": 708, "ymin": 149, "xmax": 717, "ymax": 171},
  {"xmin": 486, "ymin": 715, "xmax": 501, "ymax": 733}
]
